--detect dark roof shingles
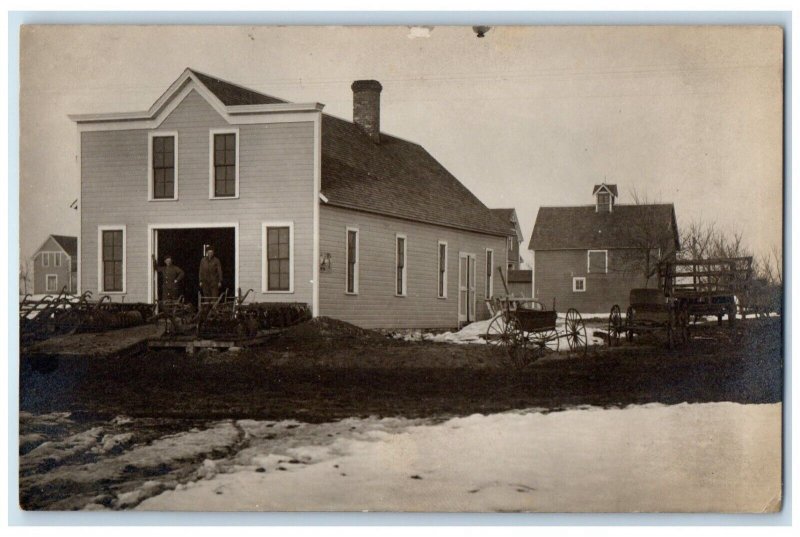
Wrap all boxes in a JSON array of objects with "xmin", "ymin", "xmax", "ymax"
[
  {"xmin": 529, "ymin": 204, "xmax": 678, "ymax": 250},
  {"xmin": 321, "ymin": 115, "xmax": 510, "ymax": 236},
  {"xmin": 50, "ymin": 235, "xmax": 78, "ymax": 258},
  {"xmin": 190, "ymin": 70, "xmax": 512, "ymax": 237},
  {"xmin": 190, "ymin": 70, "xmax": 287, "ymax": 106}
]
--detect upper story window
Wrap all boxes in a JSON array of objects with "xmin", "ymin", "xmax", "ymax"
[
  {"xmin": 41, "ymin": 252, "xmax": 49, "ymax": 267},
  {"xmin": 150, "ymin": 134, "xmax": 177, "ymax": 200},
  {"xmin": 210, "ymin": 129, "xmax": 239, "ymax": 199},
  {"xmin": 54, "ymin": 252, "xmax": 61, "ymax": 267},
  {"xmin": 507, "ymin": 236, "xmax": 514, "ymax": 250},
  {"xmin": 588, "ymin": 250, "xmax": 608, "ymax": 273}
]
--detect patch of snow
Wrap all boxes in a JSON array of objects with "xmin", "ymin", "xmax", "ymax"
[
  {"xmin": 137, "ymin": 402, "xmax": 781, "ymax": 513},
  {"xmin": 21, "ymin": 427, "xmax": 104, "ymax": 470}
]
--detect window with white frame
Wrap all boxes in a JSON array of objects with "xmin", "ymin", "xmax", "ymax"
[
  {"xmin": 263, "ymin": 223, "xmax": 293, "ymax": 292},
  {"xmin": 346, "ymin": 228, "xmax": 359, "ymax": 294},
  {"xmin": 42, "ymin": 252, "xmax": 49, "ymax": 267},
  {"xmin": 46, "ymin": 274, "xmax": 58, "ymax": 292},
  {"xmin": 100, "ymin": 227, "xmax": 125, "ymax": 293},
  {"xmin": 395, "ymin": 234, "xmax": 407, "ymax": 296},
  {"xmin": 588, "ymin": 250, "xmax": 608, "ymax": 273},
  {"xmin": 437, "ymin": 241, "xmax": 447, "ymax": 298},
  {"xmin": 485, "ymin": 249, "xmax": 494, "ymax": 298},
  {"xmin": 150, "ymin": 132, "xmax": 177, "ymax": 200},
  {"xmin": 54, "ymin": 252, "xmax": 61, "ymax": 267},
  {"xmin": 210, "ymin": 129, "xmax": 238, "ymax": 198},
  {"xmin": 573, "ymin": 277, "xmax": 586, "ymax": 293}
]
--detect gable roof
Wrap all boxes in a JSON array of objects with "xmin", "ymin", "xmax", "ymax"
[
  {"xmin": 320, "ymin": 114, "xmax": 510, "ymax": 236},
  {"xmin": 36, "ymin": 235, "xmax": 77, "ymax": 258},
  {"xmin": 592, "ymin": 184, "xmax": 618, "ymax": 197},
  {"xmin": 189, "ymin": 69, "xmax": 288, "ymax": 106},
  {"xmin": 490, "ymin": 208, "xmax": 524, "ymax": 242},
  {"xmin": 72, "ymin": 69, "xmax": 511, "ymax": 237},
  {"xmin": 529, "ymin": 204, "xmax": 679, "ymax": 251}
]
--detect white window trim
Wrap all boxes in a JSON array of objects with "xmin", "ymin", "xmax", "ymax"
[
  {"xmin": 97, "ymin": 225, "xmax": 127, "ymax": 295},
  {"xmin": 437, "ymin": 240, "xmax": 448, "ymax": 299},
  {"xmin": 41, "ymin": 252, "xmax": 49, "ymax": 267},
  {"xmin": 345, "ymin": 226, "xmax": 359, "ymax": 295},
  {"xmin": 573, "ymin": 276, "xmax": 586, "ymax": 293},
  {"xmin": 262, "ymin": 221, "xmax": 294, "ymax": 294},
  {"xmin": 395, "ymin": 233, "xmax": 407, "ymax": 297},
  {"xmin": 46, "ymin": 274, "xmax": 58, "ymax": 293},
  {"xmin": 587, "ymin": 249, "xmax": 609, "ymax": 274},
  {"xmin": 54, "ymin": 252, "xmax": 61, "ymax": 267},
  {"xmin": 147, "ymin": 130, "xmax": 179, "ymax": 201},
  {"xmin": 209, "ymin": 127, "xmax": 240, "ymax": 200},
  {"xmin": 485, "ymin": 248, "xmax": 494, "ymax": 299}
]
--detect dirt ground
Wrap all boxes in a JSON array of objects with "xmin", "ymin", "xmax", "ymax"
[{"xmin": 20, "ymin": 317, "xmax": 783, "ymax": 422}]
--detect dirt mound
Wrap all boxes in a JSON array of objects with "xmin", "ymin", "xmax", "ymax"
[{"xmin": 277, "ymin": 316, "xmax": 383, "ymax": 341}]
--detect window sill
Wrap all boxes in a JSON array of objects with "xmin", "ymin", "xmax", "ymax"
[
  {"xmin": 345, "ymin": 291, "xmax": 359, "ymax": 296},
  {"xmin": 262, "ymin": 290, "xmax": 294, "ymax": 294},
  {"xmin": 395, "ymin": 294, "xmax": 407, "ymax": 298},
  {"xmin": 437, "ymin": 296, "xmax": 447, "ymax": 300},
  {"xmin": 149, "ymin": 197, "xmax": 179, "ymax": 202},
  {"xmin": 210, "ymin": 195, "xmax": 240, "ymax": 200},
  {"xmin": 100, "ymin": 291, "xmax": 127, "ymax": 295}
]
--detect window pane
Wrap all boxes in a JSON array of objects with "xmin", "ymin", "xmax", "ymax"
[{"xmin": 215, "ymin": 134, "xmax": 225, "ymax": 150}]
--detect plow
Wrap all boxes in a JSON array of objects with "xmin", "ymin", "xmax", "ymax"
[{"xmin": 20, "ymin": 288, "xmax": 155, "ymax": 344}]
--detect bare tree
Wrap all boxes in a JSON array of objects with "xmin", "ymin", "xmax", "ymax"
[
  {"xmin": 616, "ymin": 188, "xmax": 679, "ymax": 287},
  {"xmin": 19, "ymin": 259, "xmax": 31, "ymax": 296}
]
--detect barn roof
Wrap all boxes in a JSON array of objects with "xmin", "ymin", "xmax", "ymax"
[
  {"xmin": 592, "ymin": 183, "xmax": 619, "ymax": 197},
  {"xmin": 528, "ymin": 204, "xmax": 680, "ymax": 251}
]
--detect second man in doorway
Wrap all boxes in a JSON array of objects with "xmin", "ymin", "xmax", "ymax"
[{"xmin": 199, "ymin": 246, "xmax": 223, "ymax": 298}]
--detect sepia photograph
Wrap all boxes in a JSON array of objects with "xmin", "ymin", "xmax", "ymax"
[{"xmin": 16, "ymin": 23, "xmax": 784, "ymax": 513}]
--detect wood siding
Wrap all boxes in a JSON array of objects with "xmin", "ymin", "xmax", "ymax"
[
  {"xmin": 80, "ymin": 90, "xmax": 315, "ymax": 303},
  {"xmin": 533, "ymin": 249, "xmax": 649, "ymax": 313},
  {"xmin": 319, "ymin": 205, "xmax": 508, "ymax": 329},
  {"xmin": 33, "ymin": 237, "xmax": 75, "ymax": 294}
]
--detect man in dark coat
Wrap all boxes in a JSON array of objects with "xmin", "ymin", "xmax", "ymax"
[
  {"xmin": 152, "ymin": 254, "xmax": 185, "ymax": 300},
  {"xmin": 199, "ymin": 246, "xmax": 223, "ymax": 299}
]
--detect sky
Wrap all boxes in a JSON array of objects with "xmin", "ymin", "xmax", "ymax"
[{"xmin": 19, "ymin": 25, "xmax": 783, "ymax": 267}]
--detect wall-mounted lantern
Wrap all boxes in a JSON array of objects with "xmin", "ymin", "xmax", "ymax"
[{"xmin": 320, "ymin": 253, "xmax": 332, "ymax": 272}]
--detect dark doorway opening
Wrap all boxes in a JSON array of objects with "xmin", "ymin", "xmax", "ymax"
[{"xmin": 154, "ymin": 227, "xmax": 236, "ymax": 306}]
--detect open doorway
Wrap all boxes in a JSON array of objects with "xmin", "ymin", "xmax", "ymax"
[{"xmin": 152, "ymin": 226, "xmax": 236, "ymax": 306}]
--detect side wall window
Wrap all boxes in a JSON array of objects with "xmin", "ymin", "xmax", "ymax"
[
  {"xmin": 588, "ymin": 250, "xmax": 608, "ymax": 273},
  {"xmin": 346, "ymin": 228, "xmax": 359, "ymax": 294},
  {"xmin": 437, "ymin": 241, "xmax": 447, "ymax": 298},
  {"xmin": 266, "ymin": 226, "xmax": 291, "ymax": 291},
  {"xmin": 396, "ymin": 235, "xmax": 407, "ymax": 296},
  {"xmin": 485, "ymin": 249, "xmax": 494, "ymax": 298}
]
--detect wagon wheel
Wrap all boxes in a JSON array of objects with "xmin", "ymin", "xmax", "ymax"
[
  {"xmin": 485, "ymin": 313, "xmax": 508, "ymax": 343},
  {"xmin": 530, "ymin": 328, "xmax": 559, "ymax": 360},
  {"xmin": 608, "ymin": 305, "xmax": 622, "ymax": 347},
  {"xmin": 564, "ymin": 308, "xmax": 588, "ymax": 357},
  {"xmin": 500, "ymin": 317, "xmax": 529, "ymax": 368},
  {"xmin": 625, "ymin": 306, "xmax": 635, "ymax": 342}
]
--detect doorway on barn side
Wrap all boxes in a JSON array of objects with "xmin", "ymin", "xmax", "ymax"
[{"xmin": 152, "ymin": 226, "xmax": 236, "ymax": 307}]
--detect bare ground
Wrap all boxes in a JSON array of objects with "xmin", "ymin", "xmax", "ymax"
[{"xmin": 20, "ymin": 317, "xmax": 783, "ymax": 422}]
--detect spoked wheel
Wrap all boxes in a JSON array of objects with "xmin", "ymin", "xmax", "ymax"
[
  {"xmin": 485, "ymin": 313, "xmax": 508, "ymax": 343},
  {"xmin": 530, "ymin": 328, "xmax": 559, "ymax": 360},
  {"xmin": 626, "ymin": 306, "xmax": 635, "ymax": 342},
  {"xmin": 564, "ymin": 308, "xmax": 588, "ymax": 358},
  {"xmin": 503, "ymin": 317, "xmax": 529, "ymax": 368},
  {"xmin": 608, "ymin": 305, "xmax": 622, "ymax": 347}
]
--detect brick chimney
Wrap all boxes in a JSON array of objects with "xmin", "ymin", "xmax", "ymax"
[{"xmin": 351, "ymin": 80, "xmax": 382, "ymax": 144}]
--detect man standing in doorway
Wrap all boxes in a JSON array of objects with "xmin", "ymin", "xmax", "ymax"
[
  {"xmin": 199, "ymin": 246, "xmax": 223, "ymax": 299},
  {"xmin": 152, "ymin": 254, "xmax": 185, "ymax": 301}
]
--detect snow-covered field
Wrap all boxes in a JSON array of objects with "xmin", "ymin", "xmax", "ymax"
[{"xmin": 96, "ymin": 402, "xmax": 782, "ymax": 513}]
